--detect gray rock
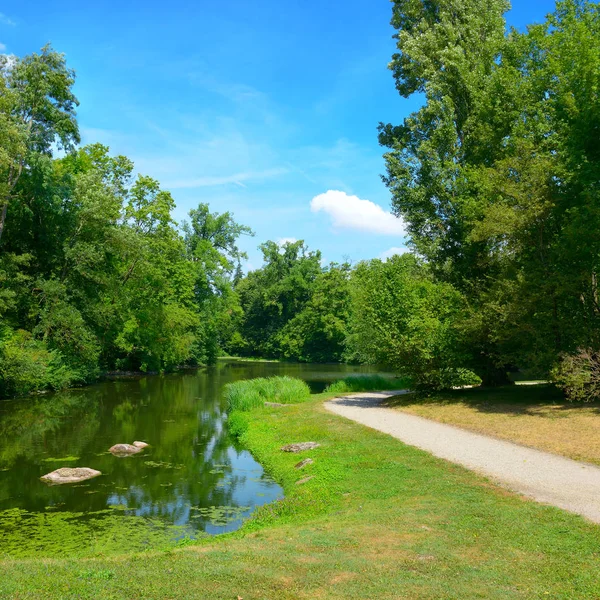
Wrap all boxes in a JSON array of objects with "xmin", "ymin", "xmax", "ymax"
[
  {"xmin": 264, "ymin": 402, "xmax": 287, "ymax": 407},
  {"xmin": 41, "ymin": 467, "xmax": 101, "ymax": 485},
  {"xmin": 294, "ymin": 458, "xmax": 314, "ymax": 469},
  {"xmin": 295, "ymin": 476, "xmax": 315, "ymax": 485},
  {"xmin": 280, "ymin": 442, "xmax": 320, "ymax": 453},
  {"xmin": 109, "ymin": 441, "xmax": 149, "ymax": 456}
]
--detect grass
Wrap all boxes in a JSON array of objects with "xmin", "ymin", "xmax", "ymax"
[
  {"xmin": 324, "ymin": 374, "xmax": 407, "ymax": 394},
  {"xmin": 218, "ymin": 356, "xmax": 282, "ymax": 363},
  {"xmin": 223, "ymin": 376, "xmax": 311, "ymax": 412},
  {"xmin": 385, "ymin": 383, "xmax": 600, "ymax": 465},
  {"xmin": 2, "ymin": 387, "xmax": 600, "ymax": 598}
]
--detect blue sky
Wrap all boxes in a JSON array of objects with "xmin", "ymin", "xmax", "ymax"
[{"xmin": 2, "ymin": 0, "xmax": 557, "ymax": 269}]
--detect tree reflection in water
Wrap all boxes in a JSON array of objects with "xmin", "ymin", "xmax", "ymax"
[{"xmin": 0, "ymin": 360, "xmax": 382, "ymax": 556}]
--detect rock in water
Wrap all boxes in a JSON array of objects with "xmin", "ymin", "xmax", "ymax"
[
  {"xmin": 280, "ymin": 442, "xmax": 320, "ymax": 453},
  {"xmin": 41, "ymin": 467, "xmax": 101, "ymax": 485},
  {"xmin": 109, "ymin": 441, "xmax": 150, "ymax": 456}
]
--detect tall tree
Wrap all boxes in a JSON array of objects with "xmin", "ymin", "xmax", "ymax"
[{"xmin": 0, "ymin": 45, "xmax": 79, "ymax": 244}]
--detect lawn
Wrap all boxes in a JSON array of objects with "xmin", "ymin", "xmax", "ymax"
[
  {"xmin": 1, "ymin": 389, "xmax": 600, "ymax": 599},
  {"xmin": 386, "ymin": 384, "xmax": 600, "ymax": 465}
]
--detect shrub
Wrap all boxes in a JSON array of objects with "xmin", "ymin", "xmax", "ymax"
[
  {"xmin": 325, "ymin": 375, "xmax": 406, "ymax": 394},
  {"xmin": 223, "ymin": 376, "xmax": 311, "ymax": 412},
  {"xmin": 0, "ymin": 327, "xmax": 74, "ymax": 397},
  {"xmin": 551, "ymin": 349, "xmax": 600, "ymax": 402}
]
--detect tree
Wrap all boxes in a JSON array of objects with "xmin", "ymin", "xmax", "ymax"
[
  {"xmin": 182, "ymin": 204, "xmax": 254, "ymax": 364},
  {"xmin": 277, "ymin": 263, "xmax": 351, "ymax": 362},
  {"xmin": 347, "ymin": 254, "xmax": 476, "ymax": 390},
  {"xmin": 0, "ymin": 45, "xmax": 79, "ymax": 244},
  {"xmin": 233, "ymin": 240, "xmax": 323, "ymax": 358}
]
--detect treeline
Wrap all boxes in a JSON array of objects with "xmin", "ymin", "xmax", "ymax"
[
  {"xmin": 3, "ymin": 0, "xmax": 600, "ymax": 400},
  {"xmin": 0, "ymin": 47, "xmax": 252, "ymax": 396},
  {"xmin": 227, "ymin": 245, "xmax": 481, "ymax": 390}
]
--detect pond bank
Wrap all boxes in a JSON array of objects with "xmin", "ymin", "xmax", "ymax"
[{"xmin": 3, "ymin": 389, "xmax": 600, "ymax": 598}]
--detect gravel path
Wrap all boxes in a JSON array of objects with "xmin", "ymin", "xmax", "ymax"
[{"xmin": 325, "ymin": 390, "xmax": 600, "ymax": 524}]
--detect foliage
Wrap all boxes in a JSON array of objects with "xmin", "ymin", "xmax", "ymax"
[
  {"xmin": 223, "ymin": 376, "xmax": 311, "ymax": 412},
  {"xmin": 346, "ymin": 254, "xmax": 479, "ymax": 390},
  {"xmin": 231, "ymin": 240, "xmax": 323, "ymax": 358},
  {"xmin": 0, "ymin": 326, "xmax": 73, "ymax": 396},
  {"xmin": 324, "ymin": 375, "xmax": 407, "ymax": 394},
  {"xmin": 0, "ymin": 45, "xmax": 79, "ymax": 242},
  {"xmin": 0, "ymin": 48, "xmax": 252, "ymax": 397},
  {"xmin": 551, "ymin": 348, "xmax": 600, "ymax": 403},
  {"xmin": 276, "ymin": 263, "xmax": 351, "ymax": 362},
  {"xmin": 378, "ymin": 0, "xmax": 600, "ymax": 390}
]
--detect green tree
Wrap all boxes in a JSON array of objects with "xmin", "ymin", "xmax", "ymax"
[
  {"xmin": 0, "ymin": 45, "xmax": 79, "ymax": 244},
  {"xmin": 182, "ymin": 203, "xmax": 254, "ymax": 364},
  {"xmin": 277, "ymin": 263, "xmax": 351, "ymax": 362},
  {"xmin": 347, "ymin": 254, "xmax": 476, "ymax": 390},
  {"xmin": 233, "ymin": 240, "xmax": 322, "ymax": 358}
]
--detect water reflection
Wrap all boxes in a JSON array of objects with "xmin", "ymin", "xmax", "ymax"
[{"xmin": 0, "ymin": 360, "xmax": 383, "ymax": 556}]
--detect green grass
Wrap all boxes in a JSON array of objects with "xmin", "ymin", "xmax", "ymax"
[
  {"xmin": 218, "ymin": 356, "xmax": 282, "ymax": 363},
  {"xmin": 1, "ymin": 389, "xmax": 600, "ymax": 599},
  {"xmin": 325, "ymin": 374, "xmax": 407, "ymax": 394},
  {"xmin": 224, "ymin": 375, "xmax": 311, "ymax": 412}
]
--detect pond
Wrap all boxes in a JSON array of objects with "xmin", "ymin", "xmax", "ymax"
[{"xmin": 0, "ymin": 360, "xmax": 384, "ymax": 557}]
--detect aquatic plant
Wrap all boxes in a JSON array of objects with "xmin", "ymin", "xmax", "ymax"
[{"xmin": 223, "ymin": 376, "xmax": 310, "ymax": 412}]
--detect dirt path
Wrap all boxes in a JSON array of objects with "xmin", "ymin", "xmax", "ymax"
[{"xmin": 325, "ymin": 390, "xmax": 600, "ymax": 524}]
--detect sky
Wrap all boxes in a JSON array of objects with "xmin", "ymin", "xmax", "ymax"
[{"xmin": 2, "ymin": 0, "xmax": 558, "ymax": 270}]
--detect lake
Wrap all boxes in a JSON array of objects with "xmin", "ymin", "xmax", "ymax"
[{"xmin": 0, "ymin": 360, "xmax": 383, "ymax": 557}]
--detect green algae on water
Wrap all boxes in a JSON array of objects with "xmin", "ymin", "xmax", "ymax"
[{"xmin": 0, "ymin": 507, "xmax": 197, "ymax": 558}]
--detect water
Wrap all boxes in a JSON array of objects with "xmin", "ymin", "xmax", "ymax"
[{"xmin": 0, "ymin": 360, "xmax": 382, "ymax": 557}]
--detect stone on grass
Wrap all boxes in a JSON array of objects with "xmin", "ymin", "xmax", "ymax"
[
  {"xmin": 109, "ymin": 441, "xmax": 150, "ymax": 456},
  {"xmin": 294, "ymin": 458, "xmax": 314, "ymax": 469},
  {"xmin": 264, "ymin": 402, "xmax": 287, "ymax": 407},
  {"xmin": 41, "ymin": 467, "xmax": 101, "ymax": 485},
  {"xmin": 280, "ymin": 442, "xmax": 320, "ymax": 453},
  {"xmin": 295, "ymin": 476, "xmax": 315, "ymax": 485}
]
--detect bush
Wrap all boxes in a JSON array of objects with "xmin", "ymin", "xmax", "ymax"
[
  {"xmin": 0, "ymin": 327, "xmax": 74, "ymax": 397},
  {"xmin": 223, "ymin": 376, "xmax": 311, "ymax": 412},
  {"xmin": 325, "ymin": 375, "xmax": 406, "ymax": 394},
  {"xmin": 551, "ymin": 349, "xmax": 600, "ymax": 402}
]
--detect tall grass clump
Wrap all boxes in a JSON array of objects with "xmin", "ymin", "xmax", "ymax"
[
  {"xmin": 224, "ymin": 376, "xmax": 311, "ymax": 412},
  {"xmin": 325, "ymin": 375, "xmax": 407, "ymax": 394}
]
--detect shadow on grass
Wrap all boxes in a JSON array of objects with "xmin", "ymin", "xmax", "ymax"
[{"xmin": 382, "ymin": 384, "xmax": 600, "ymax": 417}]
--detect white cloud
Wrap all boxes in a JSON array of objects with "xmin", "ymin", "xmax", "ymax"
[
  {"xmin": 0, "ymin": 13, "xmax": 15, "ymax": 26},
  {"xmin": 310, "ymin": 190, "xmax": 406, "ymax": 236},
  {"xmin": 277, "ymin": 237, "xmax": 297, "ymax": 246},
  {"xmin": 379, "ymin": 247, "xmax": 410, "ymax": 261},
  {"xmin": 0, "ymin": 43, "xmax": 6, "ymax": 52}
]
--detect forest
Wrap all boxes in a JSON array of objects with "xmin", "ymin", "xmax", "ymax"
[{"xmin": 1, "ymin": 0, "xmax": 599, "ymax": 401}]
